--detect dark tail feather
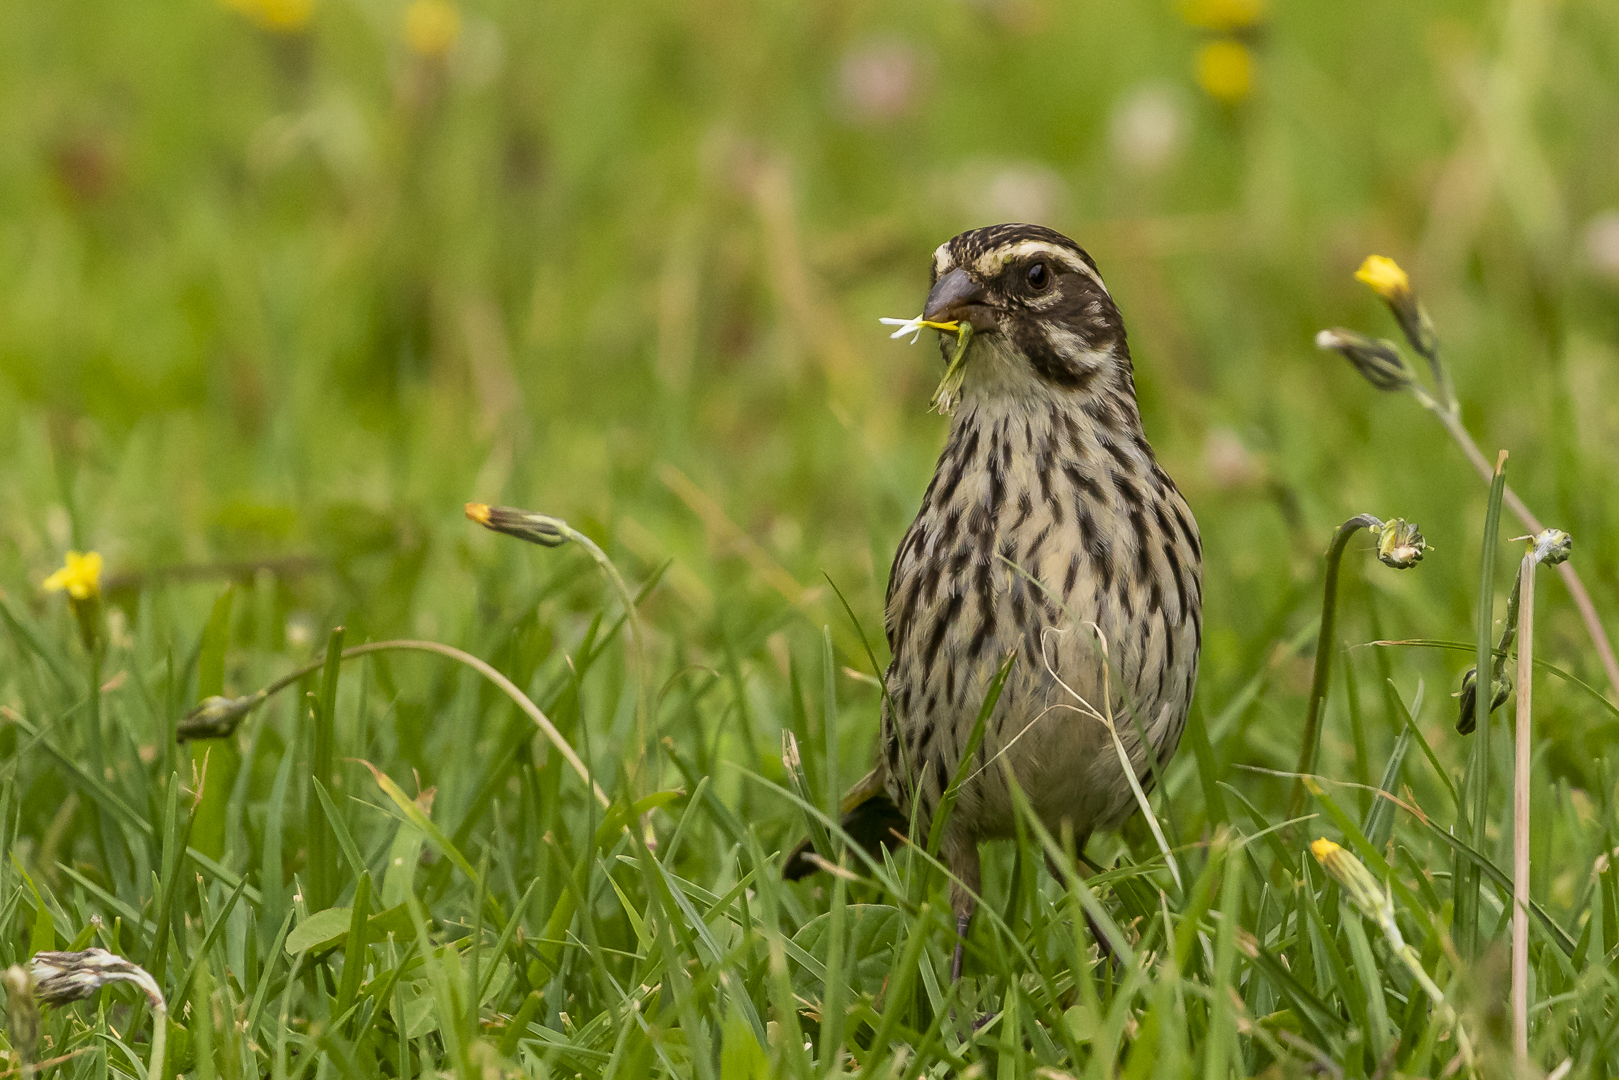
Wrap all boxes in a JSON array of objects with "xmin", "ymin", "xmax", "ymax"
[{"xmin": 782, "ymin": 794, "xmax": 909, "ymax": 881}]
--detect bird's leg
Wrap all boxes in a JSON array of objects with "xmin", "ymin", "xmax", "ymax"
[
  {"xmin": 950, "ymin": 911, "xmax": 973, "ymax": 983},
  {"xmin": 947, "ymin": 838, "xmax": 982, "ymax": 982}
]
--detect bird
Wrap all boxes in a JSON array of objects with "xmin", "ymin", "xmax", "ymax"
[{"xmin": 784, "ymin": 223, "xmax": 1203, "ymax": 978}]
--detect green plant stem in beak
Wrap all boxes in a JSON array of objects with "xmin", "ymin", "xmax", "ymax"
[{"xmin": 930, "ymin": 323, "xmax": 974, "ymax": 415}]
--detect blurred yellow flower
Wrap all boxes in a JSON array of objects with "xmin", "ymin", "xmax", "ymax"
[
  {"xmin": 1355, "ymin": 255, "xmax": 1411, "ymax": 302},
  {"xmin": 43, "ymin": 551, "xmax": 103, "ymax": 601},
  {"xmin": 1195, "ymin": 40, "xmax": 1254, "ymax": 104},
  {"xmin": 405, "ymin": 0, "xmax": 461, "ymax": 58},
  {"xmin": 224, "ymin": 0, "xmax": 313, "ymax": 34},
  {"xmin": 1180, "ymin": 0, "xmax": 1265, "ymax": 31}
]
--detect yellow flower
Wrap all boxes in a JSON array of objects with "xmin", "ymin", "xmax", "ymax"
[
  {"xmin": 1354, "ymin": 255, "xmax": 1410, "ymax": 302},
  {"xmin": 405, "ymin": 0, "xmax": 461, "ymax": 58},
  {"xmin": 43, "ymin": 551, "xmax": 103, "ymax": 601},
  {"xmin": 1309, "ymin": 837, "xmax": 1339, "ymax": 863},
  {"xmin": 1180, "ymin": 0, "xmax": 1265, "ymax": 31},
  {"xmin": 1195, "ymin": 40, "xmax": 1254, "ymax": 105},
  {"xmin": 223, "ymin": 0, "xmax": 313, "ymax": 34}
]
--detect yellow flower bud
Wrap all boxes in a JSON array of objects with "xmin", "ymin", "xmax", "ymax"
[
  {"xmin": 466, "ymin": 503, "xmax": 567, "ymax": 547},
  {"xmin": 1354, "ymin": 255, "xmax": 1411, "ymax": 303},
  {"xmin": 222, "ymin": 0, "xmax": 313, "ymax": 34},
  {"xmin": 1195, "ymin": 40, "xmax": 1254, "ymax": 105},
  {"xmin": 1310, "ymin": 837, "xmax": 1398, "ymax": 941},
  {"xmin": 43, "ymin": 551, "xmax": 103, "ymax": 601},
  {"xmin": 405, "ymin": 0, "xmax": 461, "ymax": 59}
]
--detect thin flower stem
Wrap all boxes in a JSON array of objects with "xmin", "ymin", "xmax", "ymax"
[
  {"xmin": 550, "ymin": 521, "xmax": 652, "ymax": 794},
  {"xmin": 1512, "ymin": 552, "xmax": 1535, "ymax": 1066},
  {"xmin": 1288, "ymin": 514, "xmax": 1383, "ymax": 821},
  {"xmin": 146, "ymin": 1008, "xmax": 167, "ymax": 1080},
  {"xmin": 1428, "ymin": 402, "xmax": 1619, "ymax": 698},
  {"xmin": 178, "ymin": 639, "xmax": 609, "ymax": 807}
]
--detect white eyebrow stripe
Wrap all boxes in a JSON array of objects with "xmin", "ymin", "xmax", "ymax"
[{"xmin": 994, "ymin": 240, "xmax": 1110, "ymax": 296}]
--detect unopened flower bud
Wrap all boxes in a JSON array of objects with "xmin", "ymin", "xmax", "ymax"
[
  {"xmin": 1354, "ymin": 255, "xmax": 1410, "ymax": 304},
  {"xmin": 1310, "ymin": 838, "xmax": 1400, "ymax": 944},
  {"xmin": 465, "ymin": 503, "xmax": 568, "ymax": 547},
  {"xmin": 177, "ymin": 694, "xmax": 265, "ymax": 742},
  {"xmin": 1374, "ymin": 518, "xmax": 1427, "ymax": 569},
  {"xmin": 1456, "ymin": 666, "xmax": 1511, "ymax": 735},
  {"xmin": 1314, "ymin": 329, "xmax": 1412, "ymax": 392},
  {"xmin": 1354, "ymin": 255, "xmax": 1437, "ymax": 359}
]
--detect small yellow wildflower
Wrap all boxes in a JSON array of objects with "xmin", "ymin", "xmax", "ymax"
[
  {"xmin": 1180, "ymin": 0, "xmax": 1265, "ymax": 31},
  {"xmin": 1195, "ymin": 40, "xmax": 1254, "ymax": 105},
  {"xmin": 223, "ymin": 0, "xmax": 314, "ymax": 34},
  {"xmin": 43, "ymin": 551, "xmax": 103, "ymax": 601},
  {"xmin": 1355, "ymin": 255, "xmax": 1411, "ymax": 303},
  {"xmin": 405, "ymin": 0, "xmax": 461, "ymax": 59}
]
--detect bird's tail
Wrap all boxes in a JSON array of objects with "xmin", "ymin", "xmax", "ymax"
[{"xmin": 782, "ymin": 768, "xmax": 908, "ymax": 881}]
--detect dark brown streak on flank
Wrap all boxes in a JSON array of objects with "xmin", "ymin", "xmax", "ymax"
[
  {"xmin": 1163, "ymin": 539, "xmax": 1189, "ymax": 623},
  {"xmin": 922, "ymin": 590, "xmax": 961, "ymax": 674},
  {"xmin": 1172, "ymin": 499, "xmax": 1201, "ymax": 561},
  {"xmin": 1064, "ymin": 462, "xmax": 1106, "ymax": 504},
  {"xmin": 1037, "ymin": 430, "xmax": 1062, "ymax": 525}
]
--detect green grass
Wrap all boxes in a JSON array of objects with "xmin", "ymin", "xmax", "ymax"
[{"xmin": 5, "ymin": 0, "xmax": 1619, "ymax": 1075}]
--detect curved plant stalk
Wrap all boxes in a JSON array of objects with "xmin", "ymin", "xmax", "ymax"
[
  {"xmin": 1288, "ymin": 514, "xmax": 1427, "ymax": 820},
  {"xmin": 177, "ymin": 638, "xmax": 609, "ymax": 808},
  {"xmin": 465, "ymin": 504, "xmax": 651, "ymax": 797}
]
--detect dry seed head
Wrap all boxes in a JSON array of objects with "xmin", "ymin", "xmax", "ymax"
[
  {"xmin": 1314, "ymin": 329, "xmax": 1411, "ymax": 392},
  {"xmin": 29, "ymin": 948, "xmax": 165, "ymax": 1011},
  {"xmin": 1374, "ymin": 518, "xmax": 1427, "ymax": 569},
  {"xmin": 1533, "ymin": 529, "xmax": 1572, "ymax": 566}
]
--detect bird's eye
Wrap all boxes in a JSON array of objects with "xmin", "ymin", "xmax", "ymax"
[{"xmin": 1026, "ymin": 262, "xmax": 1050, "ymax": 291}]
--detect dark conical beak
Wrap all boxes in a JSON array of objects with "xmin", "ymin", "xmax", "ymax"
[{"xmin": 923, "ymin": 268, "xmax": 998, "ymax": 331}]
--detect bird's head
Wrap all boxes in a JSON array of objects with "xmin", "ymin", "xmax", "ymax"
[{"xmin": 922, "ymin": 223, "xmax": 1132, "ymax": 405}]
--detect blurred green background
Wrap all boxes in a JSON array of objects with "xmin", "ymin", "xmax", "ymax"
[
  {"xmin": 7, "ymin": 0, "xmax": 1619, "ymax": 1073},
  {"xmin": 5, "ymin": 0, "xmax": 1619, "ymax": 850}
]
